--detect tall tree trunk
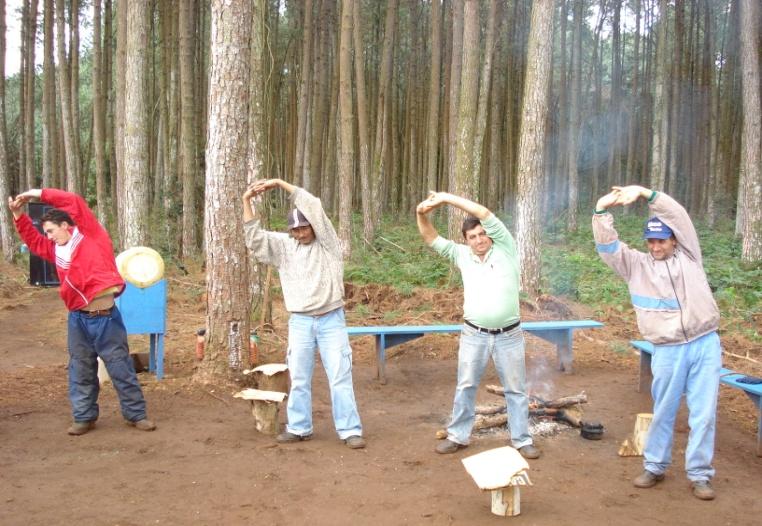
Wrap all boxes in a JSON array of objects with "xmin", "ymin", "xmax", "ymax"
[
  {"xmin": 650, "ymin": 0, "xmax": 669, "ymax": 191},
  {"xmin": 337, "ymin": 0, "xmax": 354, "ymax": 258},
  {"xmin": 24, "ymin": 0, "xmax": 39, "ymax": 189},
  {"xmin": 93, "ymin": 0, "xmax": 107, "ymax": 224},
  {"xmin": 370, "ymin": 0, "xmax": 398, "ymax": 236},
  {"xmin": 625, "ymin": 0, "xmax": 642, "ymax": 184},
  {"xmin": 567, "ymin": 0, "xmax": 583, "ymax": 230},
  {"xmin": 516, "ymin": 0, "xmax": 554, "ymax": 297},
  {"xmin": 122, "ymin": 0, "xmax": 150, "ymax": 247},
  {"xmin": 42, "ymin": 0, "xmax": 58, "ymax": 188},
  {"xmin": 293, "ymin": 0, "xmax": 313, "ymax": 189},
  {"xmin": 179, "ymin": 0, "xmax": 198, "ymax": 257},
  {"xmin": 452, "ymin": 0, "xmax": 480, "ymax": 216},
  {"xmin": 199, "ymin": 0, "xmax": 252, "ymax": 380},
  {"xmin": 70, "ymin": 0, "xmax": 82, "ymax": 180},
  {"xmin": 55, "ymin": 0, "xmax": 81, "ymax": 194},
  {"xmin": 446, "ymin": 0, "xmax": 464, "ymax": 240},
  {"xmin": 473, "ymin": 0, "xmax": 498, "ymax": 192},
  {"xmin": 425, "ymin": 0, "xmax": 442, "ymax": 195},
  {"xmin": 353, "ymin": 0, "xmax": 373, "ymax": 242},
  {"xmin": 0, "ymin": 0, "xmax": 13, "ymax": 261},
  {"xmin": 739, "ymin": 0, "xmax": 762, "ymax": 261}
]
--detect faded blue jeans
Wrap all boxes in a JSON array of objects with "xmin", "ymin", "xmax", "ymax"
[
  {"xmin": 644, "ymin": 331, "xmax": 722, "ymax": 482},
  {"xmin": 68, "ymin": 306, "xmax": 148, "ymax": 423},
  {"xmin": 446, "ymin": 324, "xmax": 532, "ymax": 448},
  {"xmin": 285, "ymin": 308, "xmax": 363, "ymax": 440}
]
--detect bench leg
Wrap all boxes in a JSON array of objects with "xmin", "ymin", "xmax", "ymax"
[
  {"xmin": 638, "ymin": 352, "xmax": 652, "ymax": 394},
  {"xmin": 375, "ymin": 334, "xmax": 387, "ymax": 385},
  {"xmin": 557, "ymin": 332, "xmax": 573, "ymax": 374},
  {"xmin": 744, "ymin": 392, "xmax": 762, "ymax": 457}
]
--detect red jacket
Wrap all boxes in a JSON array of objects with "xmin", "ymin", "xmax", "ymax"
[{"xmin": 14, "ymin": 189, "xmax": 125, "ymax": 311}]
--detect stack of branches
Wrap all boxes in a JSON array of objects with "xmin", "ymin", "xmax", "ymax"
[{"xmin": 474, "ymin": 385, "xmax": 587, "ymax": 432}]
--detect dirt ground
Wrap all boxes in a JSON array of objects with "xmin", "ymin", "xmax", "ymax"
[{"xmin": 1, "ymin": 262, "xmax": 761, "ymax": 526}]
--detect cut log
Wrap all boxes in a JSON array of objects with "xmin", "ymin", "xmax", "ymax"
[
  {"xmin": 619, "ymin": 413, "xmax": 653, "ymax": 457},
  {"xmin": 491, "ymin": 487, "xmax": 520, "ymax": 517},
  {"xmin": 251, "ymin": 399, "xmax": 280, "ymax": 435},
  {"xmin": 475, "ymin": 404, "xmax": 507, "ymax": 415},
  {"xmin": 244, "ymin": 363, "xmax": 289, "ymax": 393},
  {"xmin": 484, "ymin": 385, "xmax": 587, "ymax": 408}
]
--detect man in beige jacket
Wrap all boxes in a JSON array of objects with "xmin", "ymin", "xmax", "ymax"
[{"xmin": 593, "ymin": 185, "xmax": 721, "ymax": 501}]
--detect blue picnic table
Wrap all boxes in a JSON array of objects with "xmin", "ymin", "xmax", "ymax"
[{"xmin": 347, "ymin": 320, "xmax": 603, "ymax": 384}]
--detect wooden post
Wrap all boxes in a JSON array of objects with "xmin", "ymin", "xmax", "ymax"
[{"xmin": 491, "ymin": 487, "xmax": 520, "ymax": 516}]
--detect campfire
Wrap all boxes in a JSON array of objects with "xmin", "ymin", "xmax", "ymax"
[{"xmin": 437, "ymin": 386, "xmax": 589, "ymax": 439}]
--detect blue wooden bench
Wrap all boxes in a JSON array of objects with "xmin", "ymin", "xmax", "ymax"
[
  {"xmin": 631, "ymin": 340, "xmax": 762, "ymax": 457},
  {"xmin": 347, "ymin": 320, "xmax": 603, "ymax": 384}
]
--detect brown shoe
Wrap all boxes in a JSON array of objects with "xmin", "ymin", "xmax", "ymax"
[
  {"xmin": 633, "ymin": 470, "xmax": 665, "ymax": 488},
  {"xmin": 692, "ymin": 481, "xmax": 716, "ymax": 501},
  {"xmin": 435, "ymin": 439, "xmax": 467, "ymax": 454},
  {"xmin": 276, "ymin": 431, "xmax": 313, "ymax": 443},
  {"xmin": 127, "ymin": 419, "xmax": 157, "ymax": 431},
  {"xmin": 67, "ymin": 421, "xmax": 95, "ymax": 436},
  {"xmin": 518, "ymin": 444, "xmax": 541, "ymax": 459},
  {"xmin": 344, "ymin": 435, "xmax": 366, "ymax": 449}
]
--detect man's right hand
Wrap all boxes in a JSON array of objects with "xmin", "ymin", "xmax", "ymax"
[{"xmin": 7, "ymin": 195, "xmax": 31, "ymax": 219}]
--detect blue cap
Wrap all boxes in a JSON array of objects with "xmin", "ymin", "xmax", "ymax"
[{"xmin": 643, "ymin": 217, "xmax": 673, "ymax": 239}]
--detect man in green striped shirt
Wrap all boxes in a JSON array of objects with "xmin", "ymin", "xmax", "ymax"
[{"xmin": 416, "ymin": 192, "xmax": 539, "ymax": 459}]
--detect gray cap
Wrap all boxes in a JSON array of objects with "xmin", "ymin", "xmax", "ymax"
[{"xmin": 287, "ymin": 208, "xmax": 310, "ymax": 230}]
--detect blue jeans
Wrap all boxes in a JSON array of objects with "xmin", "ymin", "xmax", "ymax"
[
  {"xmin": 446, "ymin": 325, "xmax": 532, "ymax": 448},
  {"xmin": 67, "ymin": 306, "xmax": 148, "ymax": 423},
  {"xmin": 285, "ymin": 308, "xmax": 362, "ymax": 439},
  {"xmin": 644, "ymin": 331, "xmax": 721, "ymax": 482}
]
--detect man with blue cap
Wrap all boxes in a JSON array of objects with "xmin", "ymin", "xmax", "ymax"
[{"xmin": 593, "ymin": 185, "xmax": 721, "ymax": 501}]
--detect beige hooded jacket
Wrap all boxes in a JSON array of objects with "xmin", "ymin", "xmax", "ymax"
[{"xmin": 592, "ymin": 192, "xmax": 719, "ymax": 345}]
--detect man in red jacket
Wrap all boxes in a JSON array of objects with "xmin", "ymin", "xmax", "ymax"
[{"xmin": 8, "ymin": 189, "xmax": 156, "ymax": 436}]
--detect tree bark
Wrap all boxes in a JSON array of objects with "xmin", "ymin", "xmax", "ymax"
[
  {"xmin": 179, "ymin": 0, "xmax": 198, "ymax": 257},
  {"xmin": 0, "ymin": 0, "xmax": 13, "ymax": 261},
  {"xmin": 55, "ymin": 0, "xmax": 80, "ymax": 194},
  {"xmin": 24, "ymin": 0, "xmax": 39, "ymax": 190},
  {"xmin": 567, "ymin": 0, "xmax": 583, "ymax": 230},
  {"xmin": 93, "ymin": 0, "xmax": 107, "ymax": 224},
  {"xmin": 293, "ymin": 0, "xmax": 313, "ymax": 190},
  {"xmin": 337, "ymin": 0, "xmax": 354, "ymax": 258},
  {"xmin": 122, "ymin": 0, "xmax": 151, "ymax": 247},
  {"xmin": 516, "ymin": 0, "xmax": 554, "ymax": 297},
  {"xmin": 650, "ymin": 0, "xmax": 670, "ymax": 191},
  {"xmin": 41, "ymin": 0, "xmax": 58, "ymax": 188},
  {"xmin": 198, "ymin": 0, "xmax": 252, "ymax": 380},
  {"xmin": 739, "ymin": 0, "xmax": 762, "ymax": 262},
  {"xmin": 425, "ymin": 0, "xmax": 442, "ymax": 195}
]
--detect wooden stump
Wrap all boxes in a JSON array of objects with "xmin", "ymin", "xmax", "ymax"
[
  {"xmin": 234, "ymin": 388, "xmax": 287, "ymax": 436},
  {"xmin": 248, "ymin": 363, "xmax": 289, "ymax": 393},
  {"xmin": 251, "ymin": 399, "xmax": 280, "ymax": 435},
  {"xmin": 491, "ymin": 487, "xmax": 520, "ymax": 516},
  {"xmin": 619, "ymin": 412, "xmax": 653, "ymax": 456}
]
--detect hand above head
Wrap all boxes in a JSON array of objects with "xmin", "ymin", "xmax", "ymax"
[
  {"xmin": 595, "ymin": 191, "xmax": 621, "ymax": 212},
  {"xmin": 416, "ymin": 191, "xmax": 448, "ymax": 215},
  {"xmin": 7, "ymin": 195, "xmax": 29, "ymax": 219},
  {"xmin": 611, "ymin": 185, "xmax": 651, "ymax": 206}
]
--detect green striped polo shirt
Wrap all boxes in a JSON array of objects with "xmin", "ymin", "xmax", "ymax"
[{"xmin": 430, "ymin": 214, "xmax": 520, "ymax": 329}]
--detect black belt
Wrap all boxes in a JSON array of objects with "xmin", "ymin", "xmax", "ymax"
[
  {"xmin": 464, "ymin": 319, "xmax": 520, "ymax": 335},
  {"xmin": 78, "ymin": 307, "xmax": 114, "ymax": 318}
]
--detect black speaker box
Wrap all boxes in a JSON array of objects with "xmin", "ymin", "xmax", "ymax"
[{"xmin": 28, "ymin": 202, "xmax": 61, "ymax": 287}]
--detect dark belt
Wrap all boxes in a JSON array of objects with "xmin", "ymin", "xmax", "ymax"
[
  {"xmin": 464, "ymin": 319, "xmax": 520, "ymax": 335},
  {"xmin": 78, "ymin": 307, "xmax": 114, "ymax": 318}
]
